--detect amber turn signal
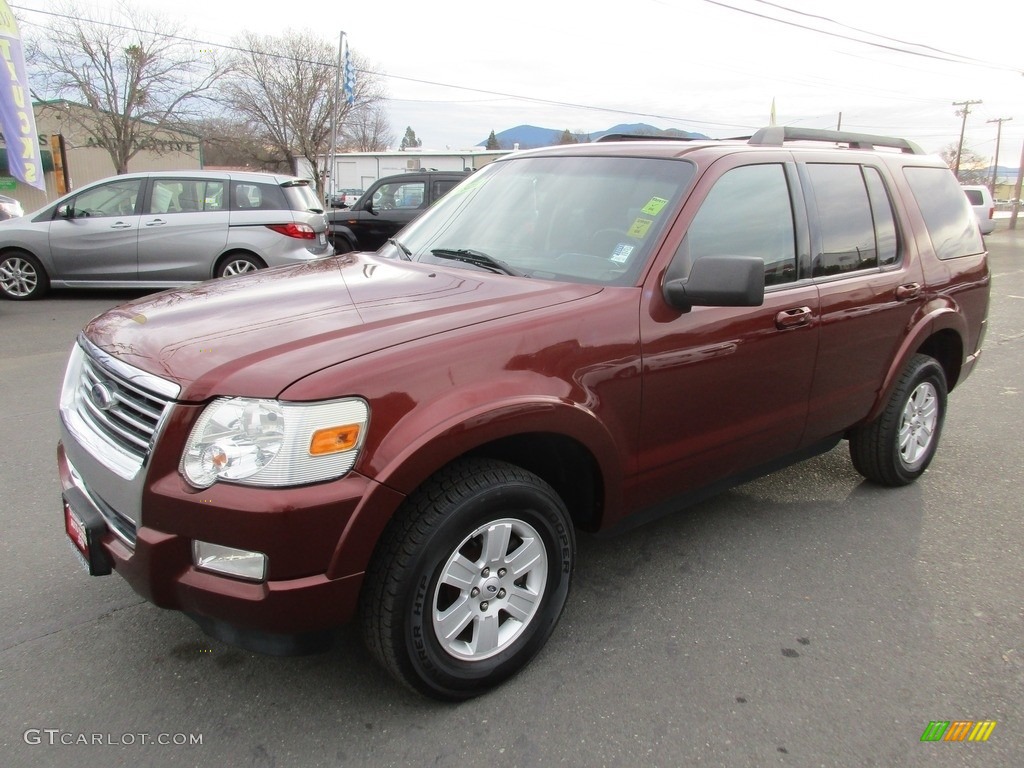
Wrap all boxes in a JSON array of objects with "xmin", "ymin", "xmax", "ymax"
[{"xmin": 309, "ymin": 425, "xmax": 361, "ymax": 455}]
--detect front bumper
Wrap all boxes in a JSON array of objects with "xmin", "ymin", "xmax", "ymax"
[{"xmin": 57, "ymin": 439, "xmax": 403, "ymax": 637}]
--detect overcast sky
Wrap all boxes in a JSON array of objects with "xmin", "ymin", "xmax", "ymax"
[{"xmin": 18, "ymin": 0, "xmax": 1024, "ymax": 168}]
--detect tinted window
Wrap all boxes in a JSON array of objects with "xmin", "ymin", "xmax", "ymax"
[
  {"xmin": 149, "ymin": 179, "xmax": 225, "ymax": 214},
  {"xmin": 863, "ymin": 167, "xmax": 898, "ymax": 267},
  {"xmin": 904, "ymin": 167, "xmax": 984, "ymax": 260},
  {"xmin": 284, "ymin": 183, "xmax": 323, "ymax": 212},
  {"xmin": 807, "ymin": 164, "xmax": 877, "ymax": 275},
  {"xmin": 72, "ymin": 179, "xmax": 143, "ymax": 218},
  {"xmin": 433, "ymin": 179, "xmax": 461, "ymax": 200},
  {"xmin": 964, "ymin": 189, "xmax": 984, "ymax": 206},
  {"xmin": 232, "ymin": 181, "xmax": 287, "ymax": 211},
  {"xmin": 679, "ymin": 163, "xmax": 797, "ymax": 286}
]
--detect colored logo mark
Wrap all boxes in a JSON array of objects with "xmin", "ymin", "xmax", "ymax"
[{"xmin": 920, "ymin": 720, "xmax": 996, "ymax": 742}]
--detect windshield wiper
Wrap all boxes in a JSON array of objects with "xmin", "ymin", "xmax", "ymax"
[
  {"xmin": 430, "ymin": 248, "xmax": 524, "ymax": 276},
  {"xmin": 388, "ymin": 238, "xmax": 412, "ymax": 260}
]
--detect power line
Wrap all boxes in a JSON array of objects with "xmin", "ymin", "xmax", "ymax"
[
  {"xmin": 702, "ymin": 0, "xmax": 1021, "ymax": 72},
  {"xmin": 749, "ymin": 0, "xmax": 1016, "ymax": 71},
  {"xmin": 12, "ymin": 4, "xmax": 755, "ymax": 132}
]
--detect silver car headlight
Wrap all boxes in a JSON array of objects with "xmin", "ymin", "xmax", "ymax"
[{"xmin": 181, "ymin": 397, "xmax": 369, "ymax": 488}]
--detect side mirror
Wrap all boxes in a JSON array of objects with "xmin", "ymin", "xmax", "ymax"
[
  {"xmin": 57, "ymin": 204, "xmax": 73, "ymax": 219},
  {"xmin": 662, "ymin": 255, "xmax": 765, "ymax": 312}
]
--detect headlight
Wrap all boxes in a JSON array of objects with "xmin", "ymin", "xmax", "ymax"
[{"xmin": 181, "ymin": 397, "xmax": 369, "ymax": 488}]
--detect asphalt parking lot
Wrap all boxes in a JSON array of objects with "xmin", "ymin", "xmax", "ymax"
[{"xmin": 1, "ymin": 231, "xmax": 1022, "ymax": 768}]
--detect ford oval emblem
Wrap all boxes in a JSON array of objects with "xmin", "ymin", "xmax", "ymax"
[{"xmin": 89, "ymin": 382, "xmax": 118, "ymax": 411}]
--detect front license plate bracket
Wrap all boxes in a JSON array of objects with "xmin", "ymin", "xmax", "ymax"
[{"xmin": 62, "ymin": 490, "xmax": 113, "ymax": 576}]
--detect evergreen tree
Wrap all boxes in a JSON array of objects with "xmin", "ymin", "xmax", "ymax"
[
  {"xmin": 400, "ymin": 126, "xmax": 423, "ymax": 150},
  {"xmin": 485, "ymin": 130, "xmax": 501, "ymax": 150}
]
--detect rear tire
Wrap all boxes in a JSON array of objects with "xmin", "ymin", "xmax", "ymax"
[
  {"xmin": 360, "ymin": 458, "xmax": 574, "ymax": 700},
  {"xmin": 216, "ymin": 253, "xmax": 264, "ymax": 278},
  {"xmin": 849, "ymin": 354, "xmax": 947, "ymax": 486},
  {"xmin": 0, "ymin": 251, "xmax": 49, "ymax": 300}
]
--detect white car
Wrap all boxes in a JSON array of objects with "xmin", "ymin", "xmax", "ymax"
[{"xmin": 962, "ymin": 185, "xmax": 996, "ymax": 235}]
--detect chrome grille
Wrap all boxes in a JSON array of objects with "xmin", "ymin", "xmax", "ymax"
[{"xmin": 77, "ymin": 355, "xmax": 168, "ymax": 460}]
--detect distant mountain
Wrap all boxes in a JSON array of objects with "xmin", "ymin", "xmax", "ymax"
[{"xmin": 479, "ymin": 123, "xmax": 710, "ymax": 149}]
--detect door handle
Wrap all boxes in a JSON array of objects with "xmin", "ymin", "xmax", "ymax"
[
  {"xmin": 110, "ymin": 222, "xmax": 132, "ymax": 229},
  {"xmin": 896, "ymin": 283, "xmax": 921, "ymax": 300},
  {"xmin": 775, "ymin": 306, "xmax": 812, "ymax": 330},
  {"xmin": 145, "ymin": 219, "xmax": 167, "ymax": 227}
]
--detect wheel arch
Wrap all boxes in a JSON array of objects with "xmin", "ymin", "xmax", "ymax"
[
  {"xmin": 865, "ymin": 307, "xmax": 965, "ymax": 423},
  {"xmin": 329, "ymin": 401, "xmax": 618, "ymax": 579},
  {"xmin": 212, "ymin": 249, "xmax": 265, "ymax": 278},
  {"xmin": 328, "ymin": 225, "xmax": 356, "ymax": 253}
]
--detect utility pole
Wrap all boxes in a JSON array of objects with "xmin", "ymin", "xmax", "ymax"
[
  {"xmin": 952, "ymin": 100, "xmax": 982, "ymax": 180},
  {"xmin": 987, "ymin": 117, "xmax": 1012, "ymax": 195}
]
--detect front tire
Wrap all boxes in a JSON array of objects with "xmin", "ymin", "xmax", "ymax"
[
  {"xmin": 0, "ymin": 251, "xmax": 49, "ymax": 300},
  {"xmin": 849, "ymin": 354, "xmax": 947, "ymax": 486},
  {"xmin": 360, "ymin": 458, "xmax": 575, "ymax": 700}
]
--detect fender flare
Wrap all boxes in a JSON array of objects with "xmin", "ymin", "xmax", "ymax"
[
  {"xmin": 327, "ymin": 224, "xmax": 357, "ymax": 251},
  {"xmin": 328, "ymin": 396, "xmax": 625, "ymax": 577},
  {"xmin": 865, "ymin": 306, "xmax": 966, "ymax": 423}
]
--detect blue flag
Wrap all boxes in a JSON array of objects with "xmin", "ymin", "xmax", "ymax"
[
  {"xmin": 342, "ymin": 41, "xmax": 356, "ymax": 106},
  {"xmin": 0, "ymin": 2, "xmax": 45, "ymax": 191}
]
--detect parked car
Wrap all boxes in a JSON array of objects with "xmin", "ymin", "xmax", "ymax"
[
  {"xmin": 962, "ymin": 184, "xmax": 996, "ymax": 234},
  {"xmin": 326, "ymin": 171, "xmax": 469, "ymax": 253},
  {"xmin": 0, "ymin": 194, "xmax": 24, "ymax": 220},
  {"xmin": 58, "ymin": 127, "xmax": 989, "ymax": 700},
  {"xmin": 328, "ymin": 188, "xmax": 364, "ymax": 209},
  {"xmin": 0, "ymin": 170, "xmax": 332, "ymax": 300}
]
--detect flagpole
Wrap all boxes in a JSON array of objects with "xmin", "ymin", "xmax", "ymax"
[{"xmin": 328, "ymin": 31, "xmax": 344, "ymax": 201}]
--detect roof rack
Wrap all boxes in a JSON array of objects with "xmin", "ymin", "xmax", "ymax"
[
  {"xmin": 746, "ymin": 126, "xmax": 923, "ymax": 154},
  {"xmin": 595, "ymin": 133, "xmax": 703, "ymax": 143}
]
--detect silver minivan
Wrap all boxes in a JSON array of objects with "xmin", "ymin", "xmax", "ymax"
[{"xmin": 0, "ymin": 170, "xmax": 333, "ymax": 300}]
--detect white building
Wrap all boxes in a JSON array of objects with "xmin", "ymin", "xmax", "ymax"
[{"xmin": 303, "ymin": 149, "xmax": 513, "ymax": 195}]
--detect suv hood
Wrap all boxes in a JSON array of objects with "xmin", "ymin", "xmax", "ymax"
[{"xmin": 84, "ymin": 254, "xmax": 602, "ymax": 401}]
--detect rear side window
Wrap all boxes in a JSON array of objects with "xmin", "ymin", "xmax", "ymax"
[
  {"xmin": 904, "ymin": 167, "xmax": 984, "ymax": 260},
  {"xmin": 964, "ymin": 189, "xmax": 984, "ymax": 206},
  {"xmin": 806, "ymin": 163, "xmax": 897, "ymax": 275},
  {"xmin": 432, "ymin": 179, "xmax": 461, "ymax": 200},
  {"xmin": 231, "ymin": 182, "xmax": 287, "ymax": 211},
  {"xmin": 284, "ymin": 183, "xmax": 324, "ymax": 213}
]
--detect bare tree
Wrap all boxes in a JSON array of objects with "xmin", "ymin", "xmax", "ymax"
[
  {"xmin": 222, "ymin": 31, "xmax": 387, "ymax": 195},
  {"xmin": 342, "ymin": 104, "xmax": 394, "ymax": 152},
  {"xmin": 190, "ymin": 116, "xmax": 291, "ymax": 172},
  {"xmin": 27, "ymin": 0, "xmax": 231, "ymax": 174},
  {"xmin": 940, "ymin": 142, "xmax": 989, "ymax": 185}
]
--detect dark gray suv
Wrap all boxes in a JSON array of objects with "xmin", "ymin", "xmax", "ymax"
[{"xmin": 0, "ymin": 170, "xmax": 333, "ymax": 300}]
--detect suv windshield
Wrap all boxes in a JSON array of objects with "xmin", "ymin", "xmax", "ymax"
[{"xmin": 395, "ymin": 155, "xmax": 696, "ymax": 286}]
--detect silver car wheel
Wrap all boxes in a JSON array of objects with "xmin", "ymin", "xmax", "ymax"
[
  {"xmin": 221, "ymin": 259, "xmax": 260, "ymax": 276},
  {"xmin": 898, "ymin": 381, "xmax": 938, "ymax": 469},
  {"xmin": 0, "ymin": 256, "xmax": 38, "ymax": 298},
  {"xmin": 432, "ymin": 517, "xmax": 548, "ymax": 662}
]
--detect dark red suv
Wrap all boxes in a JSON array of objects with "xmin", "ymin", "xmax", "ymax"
[{"xmin": 58, "ymin": 127, "xmax": 989, "ymax": 700}]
